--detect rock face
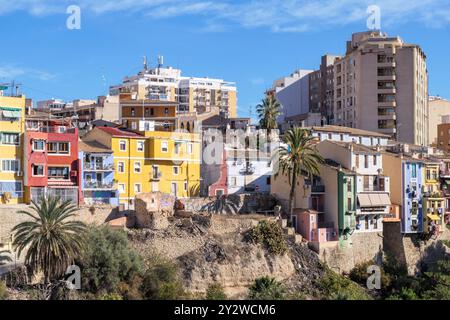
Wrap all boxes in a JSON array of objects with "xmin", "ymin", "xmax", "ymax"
[
  {"xmin": 129, "ymin": 214, "xmax": 325, "ymax": 299},
  {"xmin": 134, "ymin": 193, "xmax": 175, "ymax": 229}
]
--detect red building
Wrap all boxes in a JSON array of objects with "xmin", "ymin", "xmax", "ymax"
[{"xmin": 24, "ymin": 115, "xmax": 80, "ymax": 204}]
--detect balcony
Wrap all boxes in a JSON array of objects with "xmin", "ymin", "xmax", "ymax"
[
  {"xmin": 423, "ymin": 191, "xmax": 444, "ymax": 199},
  {"xmin": 311, "ymin": 185, "xmax": 325, "ymax": 193},
  {"xmin": 378, "ymin": 101, "xmax": 397, "ymax": 107},
  {"xmin": 34, "ymin": 127, "xmax": 77, "ymax": 134},
  {"xmin": 84, "ymin": 163, "xmax": 115, "ymax": 171},
  {"xmin": 84, "ymin": 181, "xmax": 115, "ymax": 190},
  {"xmin": 440, "ymin": 169, "xmax": 450, "ymax": 177},
  {"xmin": 239, "ymin": 164, "xmax": 255, "ymax": 175}
]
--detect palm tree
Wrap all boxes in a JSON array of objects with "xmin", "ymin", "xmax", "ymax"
[
  {"xmin": 12, "ymin": 196, "xmax": 87, "ymax": 283},
  {"xmin": 256, "ymin": 95, "xmax": 282, "ymax": 134},
  {"xmin": 276, "ymin": 127, "xmax": 324, "ymax": 217}
]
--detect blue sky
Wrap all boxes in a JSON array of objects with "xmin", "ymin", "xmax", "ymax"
[{"xmin": 0, "ymin": 0, "xmax": 449, "ymax": 119}]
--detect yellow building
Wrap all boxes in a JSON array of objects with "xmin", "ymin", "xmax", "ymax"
[
  {"xmin": 0, "ymin": 95, "xmax": 26, "ymax": 204},
  {"xmin": 422, "ymin": 160, "xmax": 446, "ymax": 233},
  {"xmin": 83, "ymin": 126, "xmax": 201, "ymax": 209}
]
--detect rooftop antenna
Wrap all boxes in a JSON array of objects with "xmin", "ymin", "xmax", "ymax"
[{"xmin": 143, "ymin": 55, "xmax": 148, "ymax": 71}]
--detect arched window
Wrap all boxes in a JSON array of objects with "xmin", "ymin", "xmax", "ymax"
[
  {"xmin": 187, "ymin": 122, "xmax": 191, "ymax": 132},
  {"xmin": 181, "ymin": 122, "xmax": 185, "ymax": 130}
]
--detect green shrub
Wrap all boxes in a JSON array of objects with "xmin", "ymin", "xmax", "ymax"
[
  {"xmin": 349, "ymin": 261, "xmax": 391, "ymax": 289},
  {"xmin": 141, "ymin": 260, "xmax": 185, "ymax": 300},
  {"xmin": 248, "ymin": 276, "xmax": 285, "ymax": 300},
  {"xmin": 249, "ymin": 221, "xmax": 288, "ymax": 255},
  {"xmin": 318, "ymin": 269, "xmax": 372, "ymax": 300},
  {"xmin": 77, "ymin": 226, "xmax": 144, "ymax": 298},
  {"xmin": 0, "ymin": 281, "xmax": 8, "ymax": 300},
  {"xmin": 387, "ymin": 287, "xmax": 420, "ymax": 300},
  {"xmin": 206, "ymin": 283, "xmax": 227, "ymax": 300}
]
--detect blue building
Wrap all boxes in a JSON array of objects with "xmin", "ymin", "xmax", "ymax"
[
  {"xmin": 79, "ymin": 141, "xmax": 119, "ymax": 206},
  {"xmin": 402, "ymin": 160, "xmax": 424, "ymax": 233}
]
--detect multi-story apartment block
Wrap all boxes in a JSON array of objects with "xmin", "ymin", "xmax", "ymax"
[
  {"xmin": 428, "ymin": 96, "xmax": 450, "ymax": 146},
  {"xmin": 333, "ymin": 31, "xmax": 428, "ymax": 145},
  {"xmin": 436, "ymin": 122, "xmax": 450, "ymax": 152},
  {"xmin": 309, "ymin": 55, "xmax": 341, "ymax": 125},
  {"xmin": 79, "ymin": 140, "xmax": 119, "ymax": 206},
  {"xmin": 0, "ymin": 94, "xmax": 26, "ymax": 204},
  {"xmin": 23, "ymin": 118, "xmax": 80, "ymax": 204},
  {"xmin": 110, "ymin": 57, "xmax": 238, "ymax": 117},
  {"xmin": 83, "ymin": 126, "xmax": 201, "ymax": 210},
  {"xmin": 438, "ymin": 157, "xmax": 450, "ymax": 225}
]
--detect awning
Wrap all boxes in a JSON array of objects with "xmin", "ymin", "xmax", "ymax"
[
  {"xmin": 427, "ymin": 214, "xmax": 441, "ymax": 221},
  {"xmin": 0, "ymin": 107, "xmax": 21, "ymax": 111},
  {"xmin": 357, "ymin": 193, "xmax": 391, "ymax": 207}
]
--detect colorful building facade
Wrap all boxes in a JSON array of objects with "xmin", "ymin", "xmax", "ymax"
[
  {"xmin": 23, "ymin": 119, "xmax": 80, "ymax": 204},
  {"xmin": 79, "ymin": 141, "xmax": 119, "ymax": 206},
  {"xmin": 83, "ymin": 126, "xmax": 201, "ymax": 209},
  {"xmin": 0, "ymin": 95, "xmax": 26, "ymax": 204}
]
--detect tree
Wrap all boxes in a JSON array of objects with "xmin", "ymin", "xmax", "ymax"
[
  {"xmin": 77, "ymin": 226, "xmax": 144, "ymax": 298},
  {"xmin": 248, "ymin": 276, "xmax": 285, "ymax": 300},
  {"xmin": 256, "ymin": 95, "xmax": 282, "ymax": 134},
  {"xmin": 141, "ymin": 259, "xmax": 185, "ymax": 300},
  {"xmin": 12, "ymin": 197, "xmax": 86, "ymax": 283},
  {"xmin": 276, "ymin": 128, "xmax": 324, "ymax": 217}
]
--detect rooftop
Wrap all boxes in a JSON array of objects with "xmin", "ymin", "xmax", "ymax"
[
  {"xmin": 97, "ymin": 126, "xmax": 144, "ymax": 138},
  {"xmin": 309, "ymin": 125, "xmax": 390, "ymax": 138},
  {"xmin": 79, "ymin": 140, "xmax": 112, "ymax": 153}
]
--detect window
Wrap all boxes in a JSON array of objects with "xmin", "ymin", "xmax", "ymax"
[
  {"xmin": 230, "ymin": 177, "xmax": 237, "ymax": 186},
  {"xmin": 364, "ymin": 155, "xmax": 369, "ymax": 168},
  {"xmin": 137, "ymin": 141, "xmax": 144, "ymax": 152},
  {"xmin": 118, "ymin": 184, "xmax": 125, "ymax": 194},
  {"xmin": 161, "ymin": 141, "xmax": 168, "ymax": 153},
  {"xmin": 47, "ymin": 142, "xmax": 69, "ymax": 154},
  {"xmin": 32, "ymin": 164, "xmax": 44, "ymax": 176},
  {"xmin": 119, "ymin": 140, "xmax": 127, "ymax": 151},
  {"xmin": 347, "ymin": 197, "xmax": 352, "ymax": 210},
  {"xmin": 266, "ymin": 177, "xmax": 271, "ymax": 185},
  {"xmin": 187, "ymin": 143, "xmax": 193, "ymax": 154},
  {"xmin": 184, "ymin": 181, "xmax": 188, "ymax": 192},
  {"xmin": 131, "ymin": 122, "xmax": 137, "ymax": 130},
  {"xmin": 134, "ymin": 161, "xmax": 141, "ymax": 173},
  {"xmin": 48, "ymin": 167, "xmax": 69, "ymax": 180},
  {"xmin": 32, "ymin": 139, "xmax": 45, "ymax": 151},
  {"xmin": 134, "ymin": 184, "xmax": 141, "ymax": 194},
  {"xmin": 175, "ymin": 142, "xmax": 182, "ymax": 154},
  {"xmin": 150, "ymin": 108, "xmax": 154, "ymax": 116},
  {"xmin": 355, "ymin": 155, "xmax": 360, "ymax": 168},
  {"xmin": 412, "ymin": 164, "xmax": 417, "ymax": 178},
  {"xmin": 164, "ymin": 108, "xmax": 169, "ymax": 115},
  {"xmin": 1, "ymin": 160, "xmax": 20, "ymax": 172},
  {"xmin": 173, "ymin": 166, "xmax": 180, "ymax": 175},
  {"xmin": 340, "ymin": 134, "xmax": 344, "ymax": 141},
  {"xmin": 118, "ymin": 162, "xmax": 125, "ymax": 173},
  {"xmin": 131, "ymin": 108, "xmax": 135, "ymax": 116},
  {"xmin": 347, "ymin": 179, "xmax": 352, "ymax": 192},
  {"xmin": 426, "ymin": 170, "xmax": 431, "ymax": 180},
  {"xmin": 373, "ymin": 155, "xmax": 378, "ymax": 166},
  {"xmin": 1, "ymin": 132, "xmax": 19, "ymax": 145}
]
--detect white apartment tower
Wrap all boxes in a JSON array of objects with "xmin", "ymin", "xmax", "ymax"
[{"xmin": 333, "ymin": 31, "xmax": 429, "ymax": 146}]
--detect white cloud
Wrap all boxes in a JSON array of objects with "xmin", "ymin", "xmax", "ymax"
[
  {"xmin": 0, "ymin": 0, "xmax": 449, "ymax": 32},
  {"xmin": 0, "ymin": 66, "xmax": 56, "ymax": 81}
]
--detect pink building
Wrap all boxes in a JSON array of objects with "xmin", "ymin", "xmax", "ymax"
[{"xmin": 293, "ymin": 209, "xmax": 338, "ymax": 243}]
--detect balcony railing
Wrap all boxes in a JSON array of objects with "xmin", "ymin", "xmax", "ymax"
[
  {"xmin": 84, "ymin": 163, "xmax": 114, "ymax": 171},
  {"xmin": 239, "ymin": 164, "xmax": 255, "ymax": 175},
  {"xmin": 150, "ymin": 171, "xmax": 162, "ymax": 181},
  {"xmin": 423, "ymin": 191, "xmax": 444, "ymax": 199},
  {"xmin": 84, "ymin": 182, "xmax": 115, "ymax": 189},
  {"xmin": 30, "ymin": 127, "xmax": 77, "ymax": 134},
  {"xmin": 311, "ymin": 185, "xmax": 325, "ymax": 193}
]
